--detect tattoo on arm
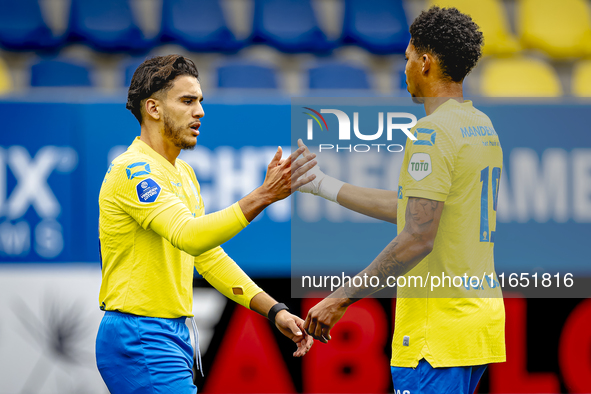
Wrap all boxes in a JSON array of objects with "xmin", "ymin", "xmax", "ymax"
[
  {"xmin": 373, "ymin": 241, "xmax": 402, "ymax": 278},
  {"xmin": 407, "ymin": 197, "xmax": 439, "ymax": 227},
  {"xmin": 341, "ymin": 197, "xmax": 442, "ymax": 301}
]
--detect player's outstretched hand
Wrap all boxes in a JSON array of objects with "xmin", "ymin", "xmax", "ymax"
[
  {"xmin": 303, "ymin": 297, "xmax": 349, "ymax": 344},
  {"xmin": 262, "ymin": 146, "xmax": 317, "ymax": 202},
  {"xmin": 274, "ymin": 310, "xmax": 314, "ymax": 357},
  {"xmin": 296, "ymin": 139, "xmax": 344, "ymax": 203},
  {"xmin": 296, "ymin": 139, "xmax": 326, "ymax": 195}
]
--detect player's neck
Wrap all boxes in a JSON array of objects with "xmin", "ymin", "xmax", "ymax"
[
  {"xmin": 139, "ymin": 126, "xmax": 180, "ymax": 166},
  {"xmin": 422, "ymin": 82, "xmax": 464, "ymax": 116}
]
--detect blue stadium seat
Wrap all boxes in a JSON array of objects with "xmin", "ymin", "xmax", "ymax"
[
  {"xmin": 217, "ymin": 62, "xmax": 278, "ymax": 89},
  {"xmin": 161, "ymin": 0, "xmax": 242, "ymax": 52},
  {"xmin": 342, "ymin": 0, "xmax": 410, "ymax": 54},
  {"xmin": 251, "ymin": 0, "xmax": 332, "ymax": 53},
  {"xmin": 309, "ymin": 63, "xmax": 370, "ymax": 89},
  {"xmin": 30, "ymin": 59, "xmax": 92, "ymax": 87},
  {"xmin": 0, "ymin": 0, "xmax": 63, "ymax": 51},
  {"xmin": 67, "ymin": 0, "xmax": 151, "ymax": 52}
]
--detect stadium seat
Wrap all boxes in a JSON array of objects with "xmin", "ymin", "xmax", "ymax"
[
  {"xmin": 161, "ymin": 0, "xmax": 242, "ymax": 52},
  {"xmin": 479, "ymin": 57, "xmax": 562, "ymax": 97},
  {"xmin": 217, "ymin": 62, "xmax": 278, "ymax": 89},
  {"xmin": 309, "ymin": 63, "xmax": 370, "ymax": 90},
  {"xmin": 427, "ymin": 0, "xmax": 520, "ymax": 56},
  {"xmin": 341, "ymin": 0, "xmax": 410, "ymax": 55},
  {"xmin": 0, "ymin": 0, "xmax": 63, "ymax": 51},
  {"xmin": 67, "ymin": 0, "xmax": 151, "ymax": 52},
  {"xmin": 0, "ymin": 57, "xmax": 13, "ymax": 94},
  {"xmin": 518, "ymin": 0, "xmax": 591, "ymax": 59},
  {"xmin": 30, "ymin": 59, "xmax": 93, "ymax": 87},
  {"xmin": 251, "ymin": 0, "xmax": 332, "ymax": 53},
  {"xmin": 572, "ymin": 60, "xmax": 591, "ymax": 97}
]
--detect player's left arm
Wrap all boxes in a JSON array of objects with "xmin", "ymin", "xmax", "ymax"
[
  {"xmin": 305, "ymin": 120, "xmax": 454, "ymax": 342},
  {"xmin": 304, "ymin": 197, "xmax": 444, "ymax": 342},
  {"xmin": 336, "ymin": 184, "xmax": 398, "ymax": 224},
  {"xmin": 195, "ymin": 247, "xmax": 313, "ymax": 357}
]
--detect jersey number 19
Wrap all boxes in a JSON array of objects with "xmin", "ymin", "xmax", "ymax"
[{"xmin": 480, "ymin": 166, "xmax": 501, "ymax": 243}]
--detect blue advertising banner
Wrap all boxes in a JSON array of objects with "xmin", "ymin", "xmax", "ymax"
[{"xmin": 0, "ymin": 99, "xmax": 590, "ymax": 278}]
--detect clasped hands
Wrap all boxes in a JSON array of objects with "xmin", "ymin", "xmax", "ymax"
[
  {"xmin": 275, "ymin": 296, "xmax": 351, "ymax": 358},
  {"xmin": 303, "ymin": 295, "xmax": 352, "ymax": 344},
  {"xmin": 263, "ymin": 145, "xmax": 350, "ymax": 351}
]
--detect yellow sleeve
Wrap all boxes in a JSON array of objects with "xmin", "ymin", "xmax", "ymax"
[
  {"xmin": 404, "ymin": 121, "xmax": 457, "ymax": 202},
  {"xmin": 111, "ymin": 157, "xmax": 251, "ymax": 256},
  {"xmin": 110, "ymin": 159, "xmax": 181, "ymax": 228},
  {"xmin": 194, "ymin": 246, "xmax": 263, "ymax": 309},
  {"xmin": 149, "ymin": 202, "xmax": 250, "ymax": 257}
]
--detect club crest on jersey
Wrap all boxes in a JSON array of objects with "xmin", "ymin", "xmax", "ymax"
[
  {"xmin": 126, "ymin": 162, "xmax": 151, "ymax": 180},
  {"xmin": 408, "ymin": 153, "xmax": 432, "ymax": 181},
  {"xmin": 413, "ymin": 128, "xmax": 436, "ymax": 146},
  {"xmin": 136, "ymin": 178, "xmax": 161, "ymax": 203}
]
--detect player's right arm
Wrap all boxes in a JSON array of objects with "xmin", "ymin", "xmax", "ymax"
[
  {"xmin": 149, "ymin": 201, "xmax": 249, "ymax": 256},
  {"xmin": 111, "ymin": 145, "xmax": 316, "ymax": 257},
  {"xmin": 297, "ymin": 139, "xmax": 398, "ymax": 224}
]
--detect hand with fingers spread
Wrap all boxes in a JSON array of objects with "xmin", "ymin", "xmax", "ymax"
[
  {"xmin": 262, "ymin": 145, "xmax": 317, "ymax": 202},
  {"xmin": 274, "ymin": 310, "xmax": 314, "ymax": 357},
  {"xmin": 303, "ymin": 296, "xmax": 352, "ymax": 344},
  {"xmin": 238, "ymin": 145, "xmax": 316, "ymax": 222}
]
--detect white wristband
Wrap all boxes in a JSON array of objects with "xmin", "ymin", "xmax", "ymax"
[{"xmin": 319, "ymin": 176, "xmax": 345, "ymax": 203}]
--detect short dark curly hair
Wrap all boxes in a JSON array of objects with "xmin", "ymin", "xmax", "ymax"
[
  {"xmin": 126, "ymin": 55, "xmax": 199, "ymax": 124},
  {"xmin": 409, "ymin": 6, "xmax": 483, "ymax": 82}
]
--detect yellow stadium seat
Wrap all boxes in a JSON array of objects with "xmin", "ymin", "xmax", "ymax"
[
  {"xmin": 427, "ymin": 0, "xmax": 521, "ymax": 56},
  {"xmin": 0, "ymin": 57, "xmax": 12, "ymax": 95},
  {"xmin": 480, "ymin": 56, "xmax": 563, "ymax": 97},
  {"xmin": 518, "ymin": 0, "xmax": 591, "ymax": 59},
  {"xmin": 572, "ymin": 59, "xmax": 591, "ymax": 97}
]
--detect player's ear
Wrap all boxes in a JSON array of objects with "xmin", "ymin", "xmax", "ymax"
[
  {"xmin": 144, "ymin": 98, "xmax": 160, "ymax": 121},
  {"xmin": 422, "ymin": 54, "xmax": 431, "ymax": 74}
]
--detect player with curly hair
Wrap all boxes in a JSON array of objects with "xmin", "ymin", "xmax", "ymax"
[{"xmin": 301, "ymin": 7, "xmax": 505, "ymax": 394}]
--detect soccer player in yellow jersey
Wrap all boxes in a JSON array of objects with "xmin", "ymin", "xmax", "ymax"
[
  {"xmin": 300, "ymin": 7, "xmax": 505, "ymax": 394},
  {"xmin": 96, "ymin": 55, "xmax": 315, "ymax": 394}
]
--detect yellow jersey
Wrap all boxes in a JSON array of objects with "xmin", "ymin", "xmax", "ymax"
[
  {"xmin": 99, "ymin": 137, "xmax": 260, "ymax": 318},
  {"xmin": 392, "ymin": 99, "xmax": 506, "ymax": 368}
]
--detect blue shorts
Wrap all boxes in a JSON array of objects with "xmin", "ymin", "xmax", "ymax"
[
  {"xmin": 96, "ymin": 311, "xmax": 196, "ymax": 394},
  {"xmin": 391, "ymin": 359, "xmax": 487, "ymax": 394}
]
